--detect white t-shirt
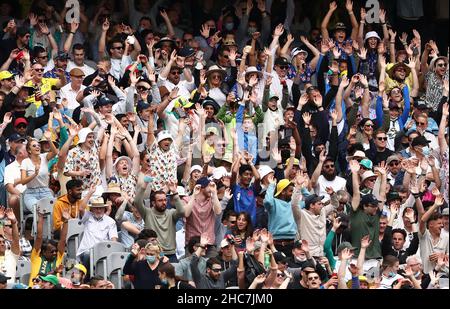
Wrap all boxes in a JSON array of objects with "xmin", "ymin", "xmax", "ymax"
[
  {"xmin": 20, "ymin": 154, "xmax": 50, "ymax": 189},
  {"xmin": 157, "ymin": 75, "xmax": 195, "ymax": 100},
  {"xmin": 315, "ymin": 175, "xmax": 347, "ymax": 202},
  {"xmin": 67, "ymin": 61, "xmax": 95, "ymax": 77},
  {"xmin": 0, "ymin": 250, "xmax": 18, "ymax": 284},
  {"xmin": 59, "ymin": 83, "xmax": 86, "ymax": 110},
  {"xmin": 4, "ymin": 160, "xmax": 26, "ymax": 193},
  {"xmin": 110, "ymin": 56, "xmax": 132, "ymax": 81}
]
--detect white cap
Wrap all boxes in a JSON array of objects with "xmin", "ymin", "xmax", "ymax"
[
  {"xmin": 364, "ymin": 31, "xmax": 381, "ymax": 42},
  {"xmin": 291, "ymin": 47, "xmax": 308, "ymax": 59},
  {"xmin": 258, "ymin": 165, "xmax": 274, "ymax": 180},
  {"xmin": 156, "ymin": 130, "xmax": 173, "ymax": 143},
  {"xmin": 190, "ymin": 165, "xmax": 202, "ymax": 175},
  {"xmin": 220, "ymin": 239, "xmax": 230, "ymax": 248},
  {"xmin": 346, "ymin": 150, "xmax": 367, "ymax": 161},
  {"xmin": 361, "ymin": 171, "xmax": 377, "ymax": 182},
  {"xmin": 176, "ymin": 186, "xmax": 187, "ymax": 196},
  {"xmin": 212, "ymin": 166, "xmax": 228, "ymax": 180},
  {"xmin": 77, "ymin": 128, "xmax": 96, "ymax": 144}
]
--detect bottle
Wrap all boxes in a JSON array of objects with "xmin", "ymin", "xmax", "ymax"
[{"xmin": 264, "ymin": 253, "xmax": 270, "ymax": 269}]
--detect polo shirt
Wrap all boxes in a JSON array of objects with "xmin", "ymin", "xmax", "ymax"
[{"xmin": 232, "ymin": 183, "xmax": 258, "ymax": 225}]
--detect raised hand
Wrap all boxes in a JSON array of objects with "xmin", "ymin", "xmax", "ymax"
[
  {"xmin": 400, "ymin": 32, "xmax": 408, "ymax": 45},
  {"xmin": 5, "ymin": 208, "xmax": 17, "ymax": 224},
  {"xmin": 332, "ymin": 46, "xmax": 342, "ymax": 59},
  {"xmin": 404, "ymin": 208, "xmax": 416, "ymax": 224},
  {"xmin": 332, "ymin": 215, "xmax": 342, "ymax": 231},
  {"xmin": 253, "ymin": 274, "xmax": 266, "ymax": 285},
  {"xmin": 193, "ymin": 184, "xmax": 202, "ymax": 197},
  {"xmin": 302, "ymin": 111, "xmax": 312, "ymax": 125},
  {"xmin": 274, "ymin": 24, "xmax": 284, "ymax": 37},
  {"xmin": 349, "ymin": 160, "xmax": 360, "ymax": 174},
  {"xmin": 313, "ymin": 93, "xmax": 323, "ymax": 108},
  {"xmin": 224, "ymin": 188, "xmax": 233, "ymax": 200},
  {"xmin": 348, "ymin": 263, "xmax": 359, "ymax": 276},
  {"xmin": 360, "ymin": 235, "xmax": 371, "ymax": 249},
  {"xmin": 329, "ymin": 1, "xmax": 338, "ymax": 12},
  {"xmin": 271, "ymin": 147, "xmax": 282, "ymax": 164},
  {"xmin": 379, "ymin": 9, "xmax": 386, "ymax": 23},
  {"xmin": 358, "ymin": 47, "xmax": 367, "ymax": 60},
  {"xmin": 345, "ymin": 0, "xmax": 353, "ymax": 12},
  {"xmin": 341, "ymin": 247, "xmax": 353, "ymax": 260}
]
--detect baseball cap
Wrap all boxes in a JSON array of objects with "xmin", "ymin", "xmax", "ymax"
[
  {"xmin": 220, "ymin": 239, "xmax": 230, "ymax": 248},
  {"xmin": 0, "ymin": 71, "xmax": 13, "ymax": 81},
  {"xmin": 196, "ymin": 176, "xmax": 210, "ymax": 188},
  {"xmin": 386, "ymin": 154, "xmax": 401, "ymax": 166},
  {"xmin": 8, "ymin": 133, "xmax": 26, "ymax": 142},
  {"xmin": 360, "ymin": 158, "xmax": 373, "ymax": 170},
  {"xmin": 442, "ymin": 208, "xmax": 449, "ymax": 216},
  {"xmin": 39, "ymin": 274, "xmax": 59, "ymax": 285},
  {"xmin": 275, "ymin": 57, "xmax": 290, "ymax": 66},
  {"xmin": 334, "ymin": 22, "xmax": 347, "ymax": 31},
  {"xmin": 54, "ymin": 51, "xmax": 70, "ymax": 60},
  {"xmin": 136, "ymin": 100, "xmax": 151, "ymax": 112},
  {"xmin": 206, "ymin": 126, "xmax": 219, "ymax": 136},
  {"xmin": 360, "ymin": 194, "xmax": 379, "ymax": 206},
  {"xmin": 337, "ymin": 242, "xmax": 357, "ymax": 254},
  {"xmin": 285, "ymin": 157, "xmax": 300, "ymax": 166},
  {"xmin": 273, "ymin": 251, "xmax": 288, "ymax": 264},
  {"xmin": 301, "ymin": 261, "xmax": 316, "ymax": 271},
  {"xmin": 346, "ymin": 150, "xmax": 366, "ymax": 161},
  {"xmin": 411, "ymin": 136, "xmax": 431, "ymax": 147},
  {"xmin": 156, "ymin": 130, "xmax": 173, "ymax": 143},
  {"xmin": 96, "ymin": 95, "xmax": 114, "ymax": 107},
  {"xmin": 178, "ymin": 46, "xmax": 196, "ymax": 58},
  {"xmin": 387, "ymin": 191, "xmax": 401, "ymax": 203},
  {"xmin": 14, "ymin": 117, "xmax": 28, "ymax": 127},
  {"xmin": 304, "ymin": 194, "xmax": 324, "ymax": 209},
  {"xmin": 212, "ymin": 166, "xmax": 228, "ymax": 180},
  {"xmin": 414, "ymin": 101, "xmax": 429, "ymax": 110}
]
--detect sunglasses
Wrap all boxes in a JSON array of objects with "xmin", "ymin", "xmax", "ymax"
[
  {"xmin": 3, "ymin": 224, "xmax": 12, "ymax": 228},
  {"xmin": 211, "ymin": 268, "xmax": 222, "ymax": 272},
  {"xmin": 437, "ymin": 63, "xmax": 447, "ymax": 68},
  {"xmin": 216, "ymin": 143, "xmax": 226, "ymax": 147},
  {"xmin": 137, "ymin": 86, "xmax": 150, "ymax": 91},
  {"xmin": 31, "ymin": 144, "xmax": 41, "ymax": 148},
  {"xmin": 170, "ymin": 70, "xmax": 181, "ymax": 75},
  {"xmin": 112, "ymin": 46, "xmax": 124, "ymax": 50},
  {"xmin": 34, "ymin": 68, "xmax": 44, "ymax": 72},
  {"xmin": 221, "ymin": 54, "xmax": 229, "ymax": 59},
  {"xmin": 279, "ymin": 66, "xmax": 289, "ymax": 70},
  {"xmin": 364, "ymin": 124, "xmax": 374, "ymax": 128},
  {"xmin": 390, "ymin": 89, "xmax": 401, "ymax": 95},
  {"xmin": 417, "ymin": 122, "xmax": 426, "ymax": 126},
  {"xmin": 308, "ymin": 276, "xmax": 319, "ymax": 281},
  {"xmin": 367, "ymin": 178, "xmax": 376, "ymax": 182},
  {"xmin": 389, "ymin": 161, "xmax": 400, "ymax": 166},
  {"xmin": 229, "ymin": 220, "xmax": 236, "ymax": 224},
  {"xmin": 377, "ymin": 137, "xmax": 388, "ymax": 141},
  {"xmin": 277, "ymin": 273, "xmax": 286, "ymax": 278},
  {"xmin": 324, "ymin": 164, "xmax": 334, "ymax": 169},
  {"xmin": 211, "ymin": 74, "xmax": 222, "ymax": 79}
]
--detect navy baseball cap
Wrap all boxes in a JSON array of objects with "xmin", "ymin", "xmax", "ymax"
[{"xmin": 196, "ymin": 177, "xmax": 210, "ymax": 188}]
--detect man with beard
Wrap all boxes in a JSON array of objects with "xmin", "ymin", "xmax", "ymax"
[
  {"xmin": 52, "ymin": 179, "xmax": 90, "ymax": 237},
  {"xmin": 311, "ymin": 150, "xmax": 346, "ymax": 203},
  {"xmin": 366, "ymin": 129, "xmax": 394, "ymax": 166},
  {"xmin": 386, "ymin": 154, "xmax": 403, "ymax": 186},
  {"xmin": 43, "ymin": 51, "xmax": 72, "ymax": 82},
  {"xmin": 263, "ymin": 175, "xmax": 298, "ymax": 257}
]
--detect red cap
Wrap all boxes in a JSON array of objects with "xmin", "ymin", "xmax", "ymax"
[{"xmin": 14, "ymin": 117, "xmax": 28, "ymax": 127}]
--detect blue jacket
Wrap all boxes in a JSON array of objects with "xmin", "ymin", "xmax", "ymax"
[
  {"xmin": 236, "ymin": 103, "xmax": 257, "ymax": 164},
  {"xmin": 263, "ymin": 183, "xmax": 298, "ymax": 240},
  {"xmin": 375, "ymin": 86, "xmax": 410, "ymax": 130}
]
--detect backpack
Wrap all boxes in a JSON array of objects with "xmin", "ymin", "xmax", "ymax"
[{"xmin": 244, "ymin": 253, "xmax": 266, "ymax": 287}]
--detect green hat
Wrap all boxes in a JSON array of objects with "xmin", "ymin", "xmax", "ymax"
[
  {"xmin": 39, "ymin": 274, "xmax": 59, "ymax": 286},
  {"xmin": 387, "ymin": 191, "xmax": 401, "ymax": 203},
  {"xmin": 174, "ymin": 97, "xmax": 194, "ymax": 109},
  {"xmin": 360, "ymin": 158, "xmax": 373, "ymax": 170}
]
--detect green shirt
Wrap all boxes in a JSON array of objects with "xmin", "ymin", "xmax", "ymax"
[{"xmin": 350, "ymin": 208, "xmax": 382, "ymax": 259}]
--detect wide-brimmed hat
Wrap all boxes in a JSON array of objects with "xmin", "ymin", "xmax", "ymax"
[
  {"xmin": 202, "ymin": 98, "xmax": 220, "ymax": 114},
  {"xmin": 206, "ymin": 65, "xmax": 226, "ymax": 79},
  {"xmin": 154, "ymin": 37, "xmax": 176, "ymax": 49},
  {"xmin": 291, "ymin": 47, "xmax": 308, "ymax": 59},
  {"xmin": 387, "ymin": 62, "xmax": 411, "ymax": 79},
  {"xmin": 346, "ymin": 150, "xmax": 366, "ymax": 161},
  {"xmin": 361, "ymin": 171, "xmax": 377, "ymax": 182},
  {"xmin": 90, "ymin": 197, "xmax": 107, "ymax": 208},
  {"xmin": 364, "ymin": 31, "xmax": 381, "ymax": 42},
  {"xmin": 113, "ymin": 156, "xmax": 133, "ymax": 173},
  {"xmin": 77, "ymin": 128, "xmax": 96, "ymax": 144},
  {"xmin": 258, "ymin": 165, "xmax": 274, "ymax": 180},
  {"xmin": 245, "ymin": 66, "xmax": 263, "ymax": 79},
  {"xmin": 156, "ymin": 130, "xmax": 173, "ymax": 143}
]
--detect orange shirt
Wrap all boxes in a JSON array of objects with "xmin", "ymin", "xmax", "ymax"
[{"xmin": 52, "ymin": 194, "xmax": 80, "ymax": 231}]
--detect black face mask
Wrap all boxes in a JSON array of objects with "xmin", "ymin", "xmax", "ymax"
[{"xmin": 402, "ymin": 143, "xmax": 409, "ymax": 148}]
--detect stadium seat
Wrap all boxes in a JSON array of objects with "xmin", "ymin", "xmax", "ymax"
[
  {"xmin": 66, "ymin": 219, "xmax": 84, "ymax": 260},
  {"xmin": 106, "ymin": 252, "xmax": 129, "ymax": 289},
  {"xmin": 90, "ymin": 241, "xmax": 126, "ymax": 278}
]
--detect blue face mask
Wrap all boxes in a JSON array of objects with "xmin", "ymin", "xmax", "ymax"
[
  {"xmin": 160, "ymin": 278, "xmax": 168, "ymax": 285},
  {"xmin": 224, "ymin": 23, "xmax": 234, "ymax": 31},
  {"xmin": 422, "ymin": 146, "xmax": 430, "ymax": 156},
  {"xmin": 388, "ymin": 271, "xmax": 396, "ymax": 278},
  {"xmin": 146, "ymin": 255, "xmax": 156, "ymax": 264}
]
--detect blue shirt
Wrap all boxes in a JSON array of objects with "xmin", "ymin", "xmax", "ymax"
[{"xmin": 232, "ymin": 183, "xmax": 258, "ymax": 226}]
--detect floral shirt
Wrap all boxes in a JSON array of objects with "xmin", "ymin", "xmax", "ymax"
[
  {"xmin": 64, "ymin": 143, "xmax": 102, "ymax": 190},
  {"xmin": 147, "ymin": 143, "xmax": 178, "ymax": 191},
  {"xmin": 425, "ymin": 70, "xmax": 449, "ymax": 110},
  {"xmin": 108, "ymin": 174, "xmax": 137, "ymax": 200},
  {"xmin": 441, "ymin": 149, "xmax": 449, "ymax": 204}
]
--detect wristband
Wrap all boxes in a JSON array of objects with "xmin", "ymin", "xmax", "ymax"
[
  {"xmin": 412, "ymin": 193, "xmax": 421, "ymax": 199},
  {"xmin": 70, "ymin": 31, "xmax": 76, "ymax": 35}
]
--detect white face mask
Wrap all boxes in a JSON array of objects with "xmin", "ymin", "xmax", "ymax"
[{"xmin": 52, "ymin": 172, "xmax": 58, "ymax": 179}]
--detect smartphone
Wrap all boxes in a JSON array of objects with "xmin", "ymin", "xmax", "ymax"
[{"xmin": 127, "ymin": 36, "xmax": 135, "ymax": 45}]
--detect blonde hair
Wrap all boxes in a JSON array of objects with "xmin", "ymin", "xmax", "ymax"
[{"xmin": 144, "ymin": 243, "xmax": 161, "ymax": 254}]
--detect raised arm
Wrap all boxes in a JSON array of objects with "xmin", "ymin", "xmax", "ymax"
[
  {"xmin": 346, "ymin": 0, "xmax": 359, "ymax": 41},
  {"xmin": 321, "ymin": 1, "xmax": 337, "ymax": 41},
  {"xmin": 63, "ymin": 22, "xmax": 79, "ymax": 53},
  {"xmin": 349, "ymin": 160, "xmax": 361, "ymax": 211}
]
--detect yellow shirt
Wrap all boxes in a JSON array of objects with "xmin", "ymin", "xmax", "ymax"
[
  {"xmin": 384, "ymin": 63, "xmax": 413, "ymax": 92},
  {"xmin": 29, "ymin": 248, "xmax": 64, "ymax": 286},
  {"xmin": 25, "ymin": 78, "xmax": 59, "ymax": 109}
]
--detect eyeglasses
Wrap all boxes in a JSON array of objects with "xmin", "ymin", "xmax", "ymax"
[
  {"xmin": 211, "ymin": 74, "xmax": 222, "ymax": 80},
  {"xmin": 377, "ymin": 137, "xmax": 388, "ymax": 141},
  {"xmin": 308, "ymin": 276, "xmax": 319, "ymax": 281},
  {"xmin": 34, "ymin": 68, "xmax": 44, "ymax": 72},
  {"xmin": 390, "ymin": 89, "xmax": 401, "ymax": 95},
  {"xmin": 112, "ymin": 46, "xmax": 124, "ymax": 50},
  {"xmin": 389, "ymin": 161, "xmax": 399, "ymax": 166},
  {"xmin": 367, "ymin": 178, "xmax": 376, "ymax": 182},
  {"xmin": 324, "ymin": 164, "xmax": 334, "ymax": 169},
  {"xmin": 31, "ymin": 144, "xmax": 40, "ymax": 148},
  {"xmin": 170, "ymin": 70, "xmax": 181, "ymax": 75}
]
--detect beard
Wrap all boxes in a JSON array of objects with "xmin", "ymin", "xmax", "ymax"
[{"xmin": 323, "ymin": 171, "xmax": 336, "ymax": 181}]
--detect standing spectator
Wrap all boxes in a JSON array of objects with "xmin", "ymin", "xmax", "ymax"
[{"xmin": 0, "ymin": 207, "xmax": 19, "ymax": 283}]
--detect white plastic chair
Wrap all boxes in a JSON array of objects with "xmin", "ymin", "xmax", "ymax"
[
  {"xmin": 66, "ymin": 219, "xmax": 84, "ymax": 259},
  {"xmin": 90, "ymin": 241, "xmax": 126, "ymax": 278},
  {"xmin": 106, "ymin": 252, "xmax": 128, "ymax": 289},
  {"xmin": 15, "ymin": 260, "xmax": 31, "ymax": 283},
  {"xmin": 35, "ymin": 197, "xmax": 56, "ymax": 240},
  {"xmin": 19, "ymin": 194, "xmax": 35, "ymax": 236}
]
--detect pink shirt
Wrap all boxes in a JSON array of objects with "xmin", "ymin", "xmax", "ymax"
[{"xmin": 185, "ymin": 197, "xmax": 216, "ymax": 246}]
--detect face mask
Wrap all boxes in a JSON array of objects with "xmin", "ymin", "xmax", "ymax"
[
  {"xmin": 388, "ymin": 271, "xmax": 396, "ymax": 278},
  {"xmin": 52, "ymin": 172, "xmax": 58, "ymax": 179},
  {"xmin": 160, "ymin": 278, "xmax": 168, "ymax": 285},
  {"xmin": 295, "ymin": 255, "xmax": 307, "ymax": 262},
  {"xmin": 224, "ymin": 23, "xmax": 234, "ymax": 31},
  {"xmin": 402, "ymin": 142, "xmax": 409, "ymax": 148},
  {"xmin": 248, "ymin": 27, "xmax": 257, "ymax": 36},
  {"xmin": 422, "ymin": 146, "xmax": 430, "ymax": 156},
  {"xmin": 146, "ymin": 255, "xmax": 157, "ymax": 264}
]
